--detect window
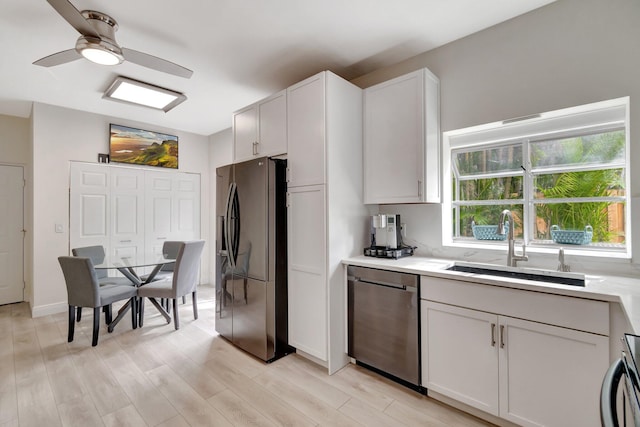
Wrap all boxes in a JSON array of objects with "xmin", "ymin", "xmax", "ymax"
[{"xmin": 443, "ymin": 97, "xmax": 629, "ymax": 257}]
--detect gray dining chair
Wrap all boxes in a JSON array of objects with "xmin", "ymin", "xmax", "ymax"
[
  {"xmin": 72, "ymin": 245, "xmax": 134, "ymax": 286},
  {"xmin": 58, "ymin": 256, "xmax": 138, "ymax": 346},
  {"xmin": 71, "ymin": 245, "xmax": 134, "ymax": 323},
  {"xmin": 138, "ymin": 240, "xmax": 205, "ymax": 330},
  {"xmin": 140, "ymin": 241, "xmax": 184, "ymax": 309},
  {"xmin": 141, "ymin": 241, "xmax": 181, "ymax": 282}
]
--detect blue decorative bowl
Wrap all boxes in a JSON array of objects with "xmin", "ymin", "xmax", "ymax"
[
  {"xmin": 472, "ymin": 222, "xmax": 507, "ymax": 241},
  {"xmin": 550, "ymin": 225, "xmax": 593, "ymax": 245}
]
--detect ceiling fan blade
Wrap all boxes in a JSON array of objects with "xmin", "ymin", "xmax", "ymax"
[
  {"xmin": 46, "ymin": 0, "xmax": 100, "ymax": 38},
  {"xmin": 33, "ymin": 48, "xmax": 82, "ymax": 67},
  {"xmin": 122, "ymin": 48, "xmax": 193, "ymax": 79}
]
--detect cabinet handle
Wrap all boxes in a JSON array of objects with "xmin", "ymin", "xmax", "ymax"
[
  {"xmin": 120, "ymin": 240, "xmax": 131, "ymax": 243},
  {"xmin": 500, "ymin": 324, "xmax": 505, "ymax": 348},
  {"xmin": 286, "ymin": 167, "xmax": 291, "ymax": 183},
  {"xmin": 491, "ymin": 323, "xmax": 496, "ymax": 347},
  {"xmin": 253, "ymin": 141, "xmax": 259, "ymax": 155},
  {"xmin": 418, "ymin": 180, "xmax": 422, "ymax": 198}
]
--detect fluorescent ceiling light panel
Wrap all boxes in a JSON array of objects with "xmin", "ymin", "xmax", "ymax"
[{"xmin": 103, "ymin": 76, "xmax": 186, "ymax": 112}]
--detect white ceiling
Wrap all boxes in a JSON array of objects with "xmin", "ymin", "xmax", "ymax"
[{"xmin": 0, "ymin": 0, "xmax": 555, "ymax": 136}]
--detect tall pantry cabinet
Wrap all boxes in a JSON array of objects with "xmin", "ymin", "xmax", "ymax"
[{"xmin": 286, "ymin": 71, "xmax": 369, "ymax": 374}]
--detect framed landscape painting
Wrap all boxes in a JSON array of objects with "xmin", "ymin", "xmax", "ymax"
[{"xmin": 109, "ymin": 124, "xmax": 178, "ymax": 169}]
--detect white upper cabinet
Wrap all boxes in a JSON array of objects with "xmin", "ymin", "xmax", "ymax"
[
  {"xmin": 233, "ymin": 89, "xmax": 287, "ymax": 163},
  {"xmin": 286, "ymin": 73, "xmax": 326, "ymax": 187},
  {"xmin": 363, "ymin": 68, "xmax": 440, "ymax": 204}
]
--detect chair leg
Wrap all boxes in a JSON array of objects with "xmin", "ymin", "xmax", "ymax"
[
  {"xmin": 244, "ymin": 278, "xmax": 248, "ymax": 304},
  {"xmin": 76, "ymin": 307, "xmax": 82, "ymax": 322},
  {"xmin": 173, "ymin": 299, "xmax": 180, "ymax": 330},
  {"xmin": 105, "ymin": 304, "xmax": 112, "ymax": 324},
  {"xmin": 192, "ymin": 291, "xmax": 198, "ymax": 320},
  {"xmin": 131, "ymin": 298, "xmax": 137, "ymax": 329},
  {"xmin": 139, "ymin": 297, "xmax": 145, "ymax": 327},
  {"xmin": 92, "ymin": 307, "xmax": 100, "ymax": 347},
  {"xmin": 68, "ymin": 305, "xmax": 75, "ymax": 343}
]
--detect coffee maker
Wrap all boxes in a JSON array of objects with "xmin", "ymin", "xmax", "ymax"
[
  {"xmin": 364, "ymin": 214, "xmax": 414, "ymax": 259},
  {"xmin": 372, "ymin": 213, "xmax": 401, "ymax": 249}
]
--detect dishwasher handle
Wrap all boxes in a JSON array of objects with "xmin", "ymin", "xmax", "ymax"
[{"xmin": 348, "ymin": 276, "xmax": 417, "ymax": 292}]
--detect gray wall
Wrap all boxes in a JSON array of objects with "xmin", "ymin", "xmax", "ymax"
[{"xmin": 352, "ymin": 0, "xmax": 640, "ymax": 274}]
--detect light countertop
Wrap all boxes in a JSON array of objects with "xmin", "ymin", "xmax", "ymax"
[{"xmin": 342, "ymin": 255, "xmax": 640, "ymax": 334}]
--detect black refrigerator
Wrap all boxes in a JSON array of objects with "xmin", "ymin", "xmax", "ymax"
[{"xmin": 215, "ymin": 157, "xmax": 292, "ymax": 362}]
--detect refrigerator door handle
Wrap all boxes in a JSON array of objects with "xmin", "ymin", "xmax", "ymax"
[
  {"xmin": 224, "ymin": 183, "xmax": 237, "ymax": 269},
  {"xmin": 231, "ymin": 183, "xmax": 240, "ymax": 266}
]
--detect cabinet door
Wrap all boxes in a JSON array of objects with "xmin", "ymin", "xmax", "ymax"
[
  {"xmin": 498, "ymin": 316, "xmax": 608, "ymax": 427},
  {"xmin": 364, "ymin": 69, "xmax": 432, "ymax": 204},
  {"xmin": 233, "ymin": 104, "xmax": 257, "ymax": 163},
  {"xmin": 422, "ymin": 301, "xmax": 500, "ymax": 415},
  {"xmin": 287, "ymin": 185, "xmax": 327, "ymax": 360},
  {"xmin": 70, "ymin": 163, "xmax": 110, "ymax": 254},
  {"xmin": 110, "ymin": 167, "xmax": 145, "ymax": 261},
  {"xmin": 257, "ymin": 90, "xmax": 287, "ymax": 158},
  {"xmin": 287, "ymin": 72, "xmax": 326, "ymax": 187}
]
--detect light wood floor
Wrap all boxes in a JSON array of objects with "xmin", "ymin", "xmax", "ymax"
[{"xmin": 0, "ymin": 285, "xmax": 494, "ymax": 427}]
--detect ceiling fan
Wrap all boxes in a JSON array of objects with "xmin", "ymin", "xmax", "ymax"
[{"xmin": 33, "ymin": 0, "xmax": 193, "ymax": 79}]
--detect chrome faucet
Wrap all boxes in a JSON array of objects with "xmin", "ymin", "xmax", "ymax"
[
  {"xmin": 497, "ymin": 209, "xmax": 528, "ymax": 267},
  {"xmin": 557, "ymin": 247, "xmax": 570, "ymax": 272}
]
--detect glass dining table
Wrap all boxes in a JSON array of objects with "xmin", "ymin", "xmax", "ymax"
[
  {"xmin": 94, "ymin": 253, "xmax": 176, "ymax": 330},
  {"xmin": 94, "ymin": 253, "xmax": 176, "ymax": 286}
]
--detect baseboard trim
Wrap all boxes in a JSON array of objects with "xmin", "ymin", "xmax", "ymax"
[
  {"xmin": 427, "ymin": 390, "xmax": 519, "ymax": 427},
  {"xmin": 31, "ymin": 301, "xmax": 67, "ymax": 318},
  {"xmin": 295, "ymin": 349, "xmax": 328, "ymax": 369}
]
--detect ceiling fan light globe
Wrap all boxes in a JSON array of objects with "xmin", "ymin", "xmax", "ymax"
[
  {"xmin": 75, "ymin": 36, "xmax": 124, "ymax": 66},
  {"xmin": 81, "ymin": 48, "xmax": 119, "ymax": 65}
]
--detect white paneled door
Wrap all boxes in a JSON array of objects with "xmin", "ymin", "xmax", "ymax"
[
  {"xmin": 110, "ymin": 167, "xmax": 145, "ymax": 260},
  {"xmin": 0, "ymin": 165, "xmax": 24, "ymax": 304},
  {"xmin": 70, "ymin": 163, "xmax": 110, "ymax": 254},
  {"xmin": 145, "ymin": 170, "xmax": 200, "ymax": 258}
]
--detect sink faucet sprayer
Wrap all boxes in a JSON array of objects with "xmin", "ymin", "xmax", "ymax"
[{"xmin": 497, "ymin": 209, "xmax": 528, "ymax": 267}]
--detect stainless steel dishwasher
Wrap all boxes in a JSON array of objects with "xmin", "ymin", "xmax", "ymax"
[{"xmin": 347, "ymin": 265, "xmax": 422, "ymax": 391}]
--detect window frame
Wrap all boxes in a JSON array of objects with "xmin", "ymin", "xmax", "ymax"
[{"xmin": 442, "ymin": 97, "xmax": 631, "ymax": 258}]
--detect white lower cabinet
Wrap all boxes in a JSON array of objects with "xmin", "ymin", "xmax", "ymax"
[
  {"xmin": 287, "ymin": 185, "xmax": 327, "ymax": 360},
  {"xmin": 422, "ymin": 302, "xmax": 499, "ymax": 415},
  {"xmin": 423, "ymin": 299, "xmax": 609, "ymax": 427}
]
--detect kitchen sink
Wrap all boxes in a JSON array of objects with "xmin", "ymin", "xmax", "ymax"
[{"xmin": 445, "ymin": 262, "xmax": 586, "ymax": 287}]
